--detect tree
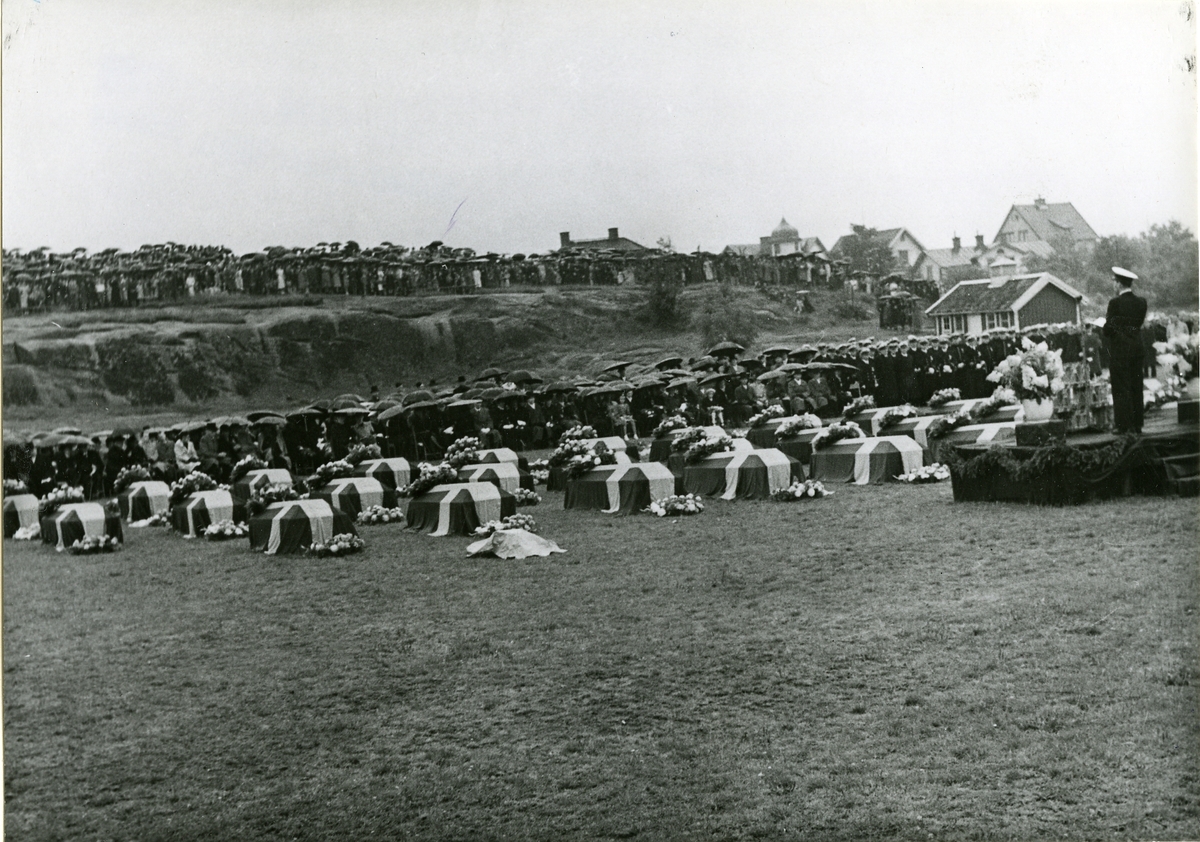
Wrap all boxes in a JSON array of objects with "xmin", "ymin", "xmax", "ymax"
[
  {"xmin": 834, "ymin": 225, "xmax": 896, "ymax": 277},
  {"xmin": 1139, "ymin": 221, "xmax": 1198, "ymax": 308}
]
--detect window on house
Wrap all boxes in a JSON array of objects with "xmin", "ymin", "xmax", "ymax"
[
  {"xmin": 898, "ymin": 250, "xmax": 909, "ymax": 265},
  {"xmin": 985, "ymin": 312, "xmax": 996, "ymax": 330}
]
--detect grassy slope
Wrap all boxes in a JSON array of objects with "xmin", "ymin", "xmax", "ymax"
[
  {"xmin": 4, "ymin": 483, "xmax": 1197, "ymax": 840},
  {"xmin": 2, "ymin": 286, "xmax": 877, "ymax": 432}
]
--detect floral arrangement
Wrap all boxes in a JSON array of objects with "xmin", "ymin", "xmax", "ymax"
[
  {"xmin": 986, "ymin": 338, "xmax": 1066, "ymax": 401},
  {"xmin": 565, "ymin": 443, "xmax": 618, "ymax": 480},
  {"xmin": 651, "ymin": 415, "xmax": 689, "ymax": 438},
  {"xmin": 400, "ymin": 462, "xmax": 457, "ymax": 498},
  {"xmin": 68, "ymin": 534, "xmax": 121, "ymax": 554},
  {"xmin": 169, "ymin": 471, "xmax": 219, "ymax": 506},
  {"xmin": 843, "ymin": 395, "xmax": 877, "ymax": 418},
  {"xmin": 356, "ymin": 505, "xmax": 405, "ymax": 525},
  {"xmin": 444, "ymin": 436, "xmax": 482, "ymax": 469},
  {"xmin": 246, "ymin": 482, "xmax": 300, "ymax": 516},
  {"xmin": 811, "ymin": 421, "xmax": 865, "ymax": 450},
  {"xmin": 876, "ymin": 405, "xmax": 917, "ymax": 431},
  {"xmin": 925, "ymin": 413, "xmax": 970, "ymax": 440},
  {"xmin": 670, "ymin": 427, "xmax": 705, "ymax": 453},
  {"xmin": 927, "ymin": 388, "xmax": 961, "ymax": 408},
  {"xmin": 472, "ymin": 513, "xmax": 538, "ymax": 536},
  {"xmin": 771, "ymin": 479, "xmax": 832, "ymax": 501},
  {"xmin": 112, "ymin": 464, "xmax": 152, "ymax": 494},
  {"xmin": 130, "ymin": 513, "xmax": 168, "ymax": 528},
  {"xmin": 13, "ymin": 522, "xmax": 40, "ymax": 540},
  {"xmin": 203, "ymin": 519, "xmax": 249, "ymax": 540},
  {"xmin": 746, "ymin": 404, "xmax": 786, "ymax": 428},
  {"xmin": 307, "ymin": 533, "xmax": 365, "ymax": 557},
  {"xmin": 548, "ymin": 439, "xmax": 594, "ymax": 467},
  {"xmin": 38, "ymin": 485, "xmax": 85, "ymax": 517},
  {"xmin": 229, "ymin": 455, "xmax": 268, "ymax": 484},
  {"xmin": 896, "ymin": 463, "xmax": 951, "ymax": 484},
  {"xmin": 645, "ymin": 493, "xmax": 705, "ymax": 517},
  {"xmin": 313, "ymin": 459, "xmax": 355, "ymax": 485},
  {"xmin": 1154, "ymin": 334, "xmax": 1199, "ymax": 382},
  {"xmin": 344, "ymin": 443, "xmax": 382, "ymax": 466},
  {"xmin": 775, "ymin": 414, "xmax": 822, "ymax": 438},
  {"xmin": 684, "ymin": 433, "xmax": 734, "ymax": 464},
  {"xmin": 558, "ymin": 425, "xmax": 597, "ymax": 444},
  {"xmin": 512, "ymin": 488, "xmax": 542, "ymax": 506},
  {"xmin": 528, "ymin": 459, "xmax": 550, "ymax": 485},
  {"xmin": 3, "ymin": 478, "xmax": 29, "ymax": 496}
]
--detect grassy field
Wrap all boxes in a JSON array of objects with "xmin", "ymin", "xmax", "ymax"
[{"xmin": 4, "ymin": 482, "xmax": 1198, "ymax": 840}]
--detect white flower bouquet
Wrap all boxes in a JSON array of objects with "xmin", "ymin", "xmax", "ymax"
[
  {"xmin": 746, "ymin": 404, "xmax": 786, "ymax": 428},
  {"xmin": 69, "ymin": 534, "xmax": 121, "ymax": 554},
  {"xmin": 307, "ymin": 533, "xmax": 365, "ymax": 557},
  {"xmin": 645, "ymin": 493, "xmax": 705, "ymax": 517},
  {"xmin": 511, "ymin": 488, "xmax": 542, "ymax": 506},
  {"xmin": 771, "ymin": 479, "xmax": 832, "ymax": 501},
  {"xmin": 356, "ymin": 505, "xmax": 405, "ymax": 525},
  {"xmin": 203, "ymin": 519, "xmax": 249, "ymax": 540},
  {"xmin": 986, "ymin": 338, "xmax": 1065, "ymax": 401},
  {"xmin": 776, "ymin": 414, "xmax": 822, "ymax": 438},
  {"xmin": 473, "ymin": 513, "xmax": 538, "ymax": 536},
  {"xmin": 896, "ymin": 463, "xmax": 951, "ymax": 484}
]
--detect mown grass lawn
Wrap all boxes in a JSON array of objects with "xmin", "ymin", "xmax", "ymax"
[{"xmin": 4, "ymin": 482, "xmax": 1198, "ymax": 840}]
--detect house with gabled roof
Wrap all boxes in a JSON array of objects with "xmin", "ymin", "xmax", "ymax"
[
  {"xmin": 914, "ymin": 234, "xmax": 988, "ymax": 290},
  {"xmin": 924, "ymin": 272, "xmax": 1083, "ymax": 336},
  {"xmin": 994, "ymin": 198, "xmax": 1098, "ymax": 251},
  {"xmin": 722, "ymin": 218, "xmax": 827, "ymax": 259},
  {"xmin": 558, "ymin": 228, "xmax": 649, "ymax": 252},
  {"xmin": 830, "ymin": 227, "xmax": 926, "ymax": 274}
]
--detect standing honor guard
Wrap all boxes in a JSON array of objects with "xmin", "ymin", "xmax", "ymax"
[{"xmin": 1102, "ymin": 266, "xmax": 1148, "ymax": 434}]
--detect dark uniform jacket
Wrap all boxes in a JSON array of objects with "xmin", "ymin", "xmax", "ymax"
[{"xmin": 1103, "ymin": 291, "xmax": 1148, "ymax": 359}]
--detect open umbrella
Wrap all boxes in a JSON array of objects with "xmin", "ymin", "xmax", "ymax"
[
  {"xmin": 252, "ymin": 416, "xmax": 288, "ymax": 427},
  {"xmin": 334, "ymin": 393, "xmax": 366, "ymax": 404},
  {"xmin": 667, "ymin": 377, "xmax": 698, "ymax": 389},
  {"xmin": 700, "ymin": 372, "xmax": 731, "ymax": 385},
  {"xmin": 476, "ymin": 367, "xmax": 506, "ymax": 381},
  {"xmin": 336, "ymin": 406, "xmax": 371, "ymax": 416},
  {"xmin": 506, "ymin": 370, "xmax": 542, "ymax": 385},
  {"xmin": 286, "ymin": 407, "xmax": 326, "ymax": 418},
  {"xmin": 600, "ymin": 361, "xmax": 631, "ymax": 374},
  {"xmin": 707, "ymin": 341, "xmax": 745, "ymax": 358},
  {"xmin": 246, "ymin": 410, "xmax": 286, "ymax": 422},
  {"xmin": 403, "ymin": 400, "xmax": 441, "ymax": 411},
  {"xmin": 761, "ymin": 346, "xmax": 794, "ymax": 357},
  {"xmin": 53, "ymin": 426, "xmax": 84, "ymax": 435},
  {"xmin": 689, "ymin": 356, "xmax": 722, "ymax": 371},
  {"xmin": 402, "ymin": 390, "xmax": 437, "ymax": 406},
  {"xmin": 757, "ymin": 370, "xmax": 789, "ymax": 382},
  {"xmin": 543, "ymin": 381, "xmax": 578, "ymax": 394},
  {"xmin": 377, "ymin": 405, "xmax": 408, "ymax": 422},
  {"xmin": 327, "ymin": 397, "xmax": 361, "ymax": 411},
  {"xmin": 654, "ymin": 356, "xmax": 684, "ymax": 371},
  {"xmin": 212, "ymin": 415, "xmax": 250, "ymax": 427}
]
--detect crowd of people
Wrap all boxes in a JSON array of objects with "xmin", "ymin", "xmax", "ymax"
[
  {"xmin": 1, "ymin": 241, "xmax": 845, "ymax": 313},
  {"xmin": 8, "ymin": 320, "xmax": 1149, "ymax": 502}
]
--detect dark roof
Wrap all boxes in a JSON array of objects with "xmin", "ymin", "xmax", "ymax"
[
  {"xmin": 1000, "ymin": 202, "xmax": 1098, "ymax": 244},
  {"xmin": 723, "ymin": 243, "xmax": 765, "ymax": 256},
  {"xmin": 564, "ymin": 236, "xmax": 648, "ymax": 252},
  {"xmin": 830, "ymin": 227, "xmax": 918, "ymax": 256},
  {"xmin": 923, "ymin": 245, "xmax": 983, "ymax": 269},
  {"xmin": 925, "ymin": 272, "xmax": 1081, "ymax": 316}
]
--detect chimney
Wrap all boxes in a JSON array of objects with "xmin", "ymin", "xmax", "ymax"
[
  {"xmin": 952, "ymin": 236, "xmax": 961, "ymax": 252},
  {"xmin": 975, "ymin": 234, "xmax": 985, "ymax": 250},
  {"xmin": 560, "ymin": 232, "xmax": 571, "ymax": 248},
  {"xmin": 608, "ymin": 227, "xmax": 619, "ymax": 241},
  {"xmin": 1034, "ymin": 196, "xmax": 1047, "ymax": 209}
]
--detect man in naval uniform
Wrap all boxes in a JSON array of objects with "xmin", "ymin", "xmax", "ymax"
[{"xmin": 1102, "ymin": 267, "xmax": 1148, "ymax": 434}]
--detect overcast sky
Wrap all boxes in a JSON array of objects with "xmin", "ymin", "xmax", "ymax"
[{"xmin": 3, "ymin": 0, "xmax": 1196, "ymax": 255}]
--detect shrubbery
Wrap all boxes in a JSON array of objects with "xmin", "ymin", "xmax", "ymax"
[
  {"xmin": 692, "ymin": 283, "xmax": 759, "ymax": 347},
  {"xmin": 97, "ymin": 337, "xmax": 175, "ymax": 405}
]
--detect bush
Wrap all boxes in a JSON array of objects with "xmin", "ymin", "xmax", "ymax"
[
  {"xmin": 832, "ymin": 298, "xmax": 875, "ymax": 321},
  {"xmin": 2, "ymin": 365, "xmax": 39, "ymax": 405},
  {"xmin": 692, "ymin": 283, "xmax": 759, "ymax": 347},
  {"xmin": 639, "ymin": 262, "xmax": 686, "ymax": 328},
  {"xmin": 96, "ymin": 337, "xmax": 175, "ymax": 406},
  {"xmin": 173, "ymin": 344, "xmax": 225, "ymax": 401}
]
